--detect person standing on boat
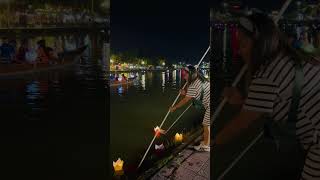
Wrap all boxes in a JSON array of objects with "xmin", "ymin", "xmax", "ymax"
[
  {"xmin": 214, "ymin": 13, "xmax": 320, "ymax": 180},
  {"xmin": 169, "ymin": 65, "xmax": 210, "ymax": 152}
]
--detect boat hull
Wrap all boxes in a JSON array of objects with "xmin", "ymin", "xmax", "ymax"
[{"xmin": 0, "ymin": 46, "xmax": 87, "ymax": 78}]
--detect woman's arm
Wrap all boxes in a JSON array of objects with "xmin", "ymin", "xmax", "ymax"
[
  {"xmin": 215, "ymin": 109, "xmax": 264, "ymax": 145},
  {"xmin": 170, "ymin": 96, "xmax": 192, "ymax": 112}
]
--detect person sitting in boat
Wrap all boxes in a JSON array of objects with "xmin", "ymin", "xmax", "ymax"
[
  {"xmin": 169, "ymin": 65, "xmax": 210, "ymax": 152},
  {"xmin": 25, "ymin": 41, "xmax": 38, "ymax": 64},
  {"xmin": 0, "ymin": 37, "xmax": 15, "ymax": 63},
  {"xmin": 36, "ymin": 40, "xmax": 50, "ymax": 63},
  {"xmin": 110, "ymin": 74, "xmax": 115, "ymax": 81},
  {"xmin": 16, "ymin": 39, "xmax": 28, "ymax": 63},
  {"xmin": 46, "ymin": 47, "xmax": 59, "ymax": 64},
  {"xmin": 121, "ymin": 74, "xmax": 127, "ymax": 82}
]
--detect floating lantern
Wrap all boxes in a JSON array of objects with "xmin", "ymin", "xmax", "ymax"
[
  {"xmin": 155, "ymin": 143, "xmax": 165, "ymax": 150},
  {"xmin": 175, "ymin": 133, "xmax": 183, "ymax": 143},
  {"xmin": 113, "ymin": 158, "xmax": 124, "ymax": 174},
  {"xmin": 154, "ymin": 126, "xmax": 165, "ymax": 137},
  {"xmin": 154, "ymin": 143, "xmax": 165, "ymax": 157}
]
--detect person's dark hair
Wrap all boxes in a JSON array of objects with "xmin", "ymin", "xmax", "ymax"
[
  {"xmin": 37, "ymin": 39, "xmax": 46, "ymax": 48},
  {"xmin": 239, "ymin": 13, "xmax": 315, "ymax": 74},
  {"xmin": 185, "ymin": 65, "xmax": 208, "ymax": 84}
]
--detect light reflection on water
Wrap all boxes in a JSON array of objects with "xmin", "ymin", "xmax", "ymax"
[
  {"xmin": 141, "ymin": 73, "xmax": 146, "ymax": 91},
  {"xmin": 172, "ymin": 70, "xmax": 177, "ymax": 87},
  {"xmin": 161, "ymin": 71, "xmax": 165, "ymax": 92},
  {"xmin": 110, "ymin": 69, "xmax": 210, "ymax": 96}
]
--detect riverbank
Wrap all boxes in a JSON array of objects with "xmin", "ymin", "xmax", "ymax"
[
  {"xmin": 150, "ymin": 135, "xmax": 210, "ymax": 180},
  {"xmin": 137, "ymin": 128, "xmax": 206, "ymax": 180},
  {"xmin": 109, "ymin": 68, "xmax": 210, "ymax": 73}
]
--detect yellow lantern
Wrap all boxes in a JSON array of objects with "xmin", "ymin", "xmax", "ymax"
[
  {"xmin": 113, "ymin": 158, "xmax": 124, "ymax": 173},
  {"xmin": 175, "ymin": 133, "xmax": 183, "ymax": 143}
]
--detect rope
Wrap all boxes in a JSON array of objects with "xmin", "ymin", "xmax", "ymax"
[
  {"xmin": 137, "ymin": 46, "xmax": 210, "ymax": 168},
  {"xmin": 216, "ymin": 0, "xmax": 293, "ymax": 179}
]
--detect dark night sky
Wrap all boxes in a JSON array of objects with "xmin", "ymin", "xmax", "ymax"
[{"xmin": 111, "ymin": 0, "xmax": 286, "ymax": 63}]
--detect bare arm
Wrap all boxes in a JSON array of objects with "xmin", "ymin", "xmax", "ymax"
[
  {"xmin": 170, "ymin": 96, "xmax": 192, "ymax": 112},
  {"xmin": 215, "ymin": 109, "xmax": 264, "ymax": 145}
]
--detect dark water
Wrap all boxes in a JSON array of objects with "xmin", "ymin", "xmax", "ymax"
[
  {"xmin": 0, "ymin": 33, "xmax": 108, "ymax": 179},
  {"xmin": 110, "ymin": 69, "xmax": 209, "ymax": 170}
]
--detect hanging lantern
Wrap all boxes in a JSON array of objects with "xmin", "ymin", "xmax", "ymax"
[
  {"xmin": 113, "ymin": 158, "xmax": 124, "ymax": 174},
  {"xmin": 175, "ymin": 133, "xmax": 183, "ymax": 143},
  {"xmin": 154, "ymin": 126, "xmax": 165, "ymax": 137}
]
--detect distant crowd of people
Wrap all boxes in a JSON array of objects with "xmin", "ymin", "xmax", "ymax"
[
  {"xmin": 0, "ymin": 8, "xmax": 108, "ymax": 27},
  {"xmin": 0, "ymin": 38, "xmax": 62, "ymax": 64}
]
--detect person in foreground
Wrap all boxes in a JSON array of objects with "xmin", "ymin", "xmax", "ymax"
[
  {"xmin": 214, "ymin": 13, "xmax": 320, "ymax": 180},
  {"xmin": 170, "ymin": 65, "xmax": 210, "ymax": 152}
]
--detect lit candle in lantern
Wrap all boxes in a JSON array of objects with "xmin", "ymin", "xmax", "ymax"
[
  {"xmin": 154, "ymin": 126, "xmax": 165, "ymax": 137},
  {"xmin": 175, "ymin": 133, "xmax": 183, "ymax": 143},
  {"xmin": 113, "ymin": 158, "xmax": 124, "ymax": 175}
]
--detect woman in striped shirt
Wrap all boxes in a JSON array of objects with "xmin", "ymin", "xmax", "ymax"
[
  {"xmin": 215, "ymin": 13, "xmax": 320, "ymax": 180},
  {"xmin": 170, "ymin": 65, "xmax": 210, "ymax": 152}
]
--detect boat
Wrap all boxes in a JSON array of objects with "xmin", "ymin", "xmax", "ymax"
[
  {"xmin": 0, "ymin": 45, "xmax": 87, "ymax": 78},
  {"xmin": 110, "ymin": 80, "xmax": 134, "ymax": 87}
]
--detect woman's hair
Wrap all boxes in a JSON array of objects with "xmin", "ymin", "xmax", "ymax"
[
  {"xmin": 185, "ymin": 65, "xmax": 208, "ymax": 84},
  {"xmin": 239, "ymin": 13, "xmax": 313, "ymax": 74}
]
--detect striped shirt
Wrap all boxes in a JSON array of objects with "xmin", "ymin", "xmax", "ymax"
[
  {"xmin": 242, "ymin": 54, "xmax": 320, "ymax": 180},
  {"xmin": 186, "ymin": 78, "xmax": 210, "ymax": 125}
]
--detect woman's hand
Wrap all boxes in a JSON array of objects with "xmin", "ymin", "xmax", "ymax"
[
  {"xmin": 180, "ymin": 89, "xmax": 186, "ymax": 96},
  {"xmin": 223, "ymin": 87, "xmax": 244, "ymax": 105},
  {"xmin": 169, "ymin": 106, "xmax": 177, "ymax": 112}
]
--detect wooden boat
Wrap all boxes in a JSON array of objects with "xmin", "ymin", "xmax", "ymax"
[
  {"xmin": 110, "ymin": 80, "xmax": 135, "ymax": 87},
  {"xmin": 0, "ymin": 45, "xmax": 87, "ymax": 78}
]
